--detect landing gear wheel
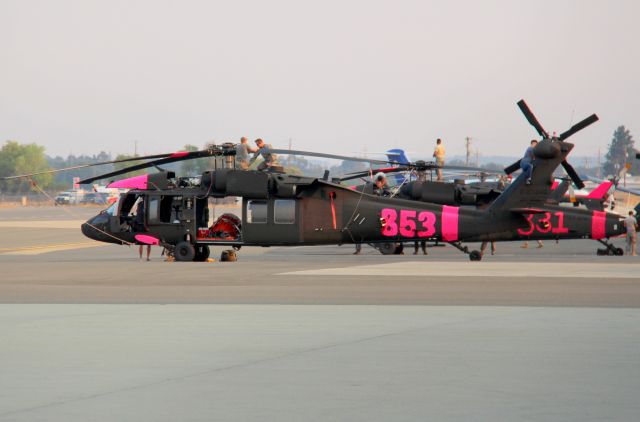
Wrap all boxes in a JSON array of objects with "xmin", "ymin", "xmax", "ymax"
[
  {"xmin": 394, "ymin": 244, "xmax": 404, "ymax": 255},
  {"xmin": 175, "ymin": 241, "xmax": 195, "ymax": 261},
  {"xmin": 193, "ymin": 245, "xmax": 210, "ymax": 261},
  {"xmin": 378, "ymin": 242, "xmax": 400, "ymax": 255},
  {"xmin": 378, "ymin": 243, "xmax": 394, "ymax": 255},
  {"xmin": 469, "ymin": 250, "xmax": 482, "ymax": 261},
  {"xmin": 596, "ymin": 239, "xmax": 624, "ymax": 256}
]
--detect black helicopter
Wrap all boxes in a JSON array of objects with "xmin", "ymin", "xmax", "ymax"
[{"xmin": 70, "ymin": 100, "xmax": 636, "ymax": 261}]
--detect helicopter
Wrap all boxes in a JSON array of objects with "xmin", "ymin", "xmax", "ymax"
[{"xmin": 69, "ymin": 100, "xmax": 637, "ymax": 261}]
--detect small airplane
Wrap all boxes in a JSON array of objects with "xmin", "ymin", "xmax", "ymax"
[{"xmin": 549, "ymin": 178, "xmax": 615, "ymax": 211}]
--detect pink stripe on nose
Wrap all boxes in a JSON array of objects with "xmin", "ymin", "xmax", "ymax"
[
  {"xmin": 591, "ymin": 211, "xmax": 606, "ymax": 239},
  {"xmin": 107, "ymin": 174, "xmax": 148, "ymax": 189},
  {"xmin": 442, "ymin": 205, "xmax": 459, "ymax": 241}
]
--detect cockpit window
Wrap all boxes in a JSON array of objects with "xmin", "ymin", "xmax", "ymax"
[{"xmin": 105, "ymin": 199, "xmax": 119, "ymax": 216}]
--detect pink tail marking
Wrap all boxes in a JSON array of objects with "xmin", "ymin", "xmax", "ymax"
[
  {"xmin": 441, "ymin": 205, "xmax": 459, "ymax": 241},
  {"xmin": 591, "ymin": 211, "xmax": 606, "ymax": 239},
  {"xmin": 587, "ymin": 181, "xmax": 614, "ymax": 199}
]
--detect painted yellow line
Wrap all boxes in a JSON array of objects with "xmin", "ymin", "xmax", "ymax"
[
  {"xmin": 0, "ymin": 220, "xmax": 85, "ymax": 229},
  {"xmin": 0, "ymin": 242, "xmax": 107, "ymax": 255},
  {"xmin": 0, "ymin": 242, "xmax": 91, "ymax": 252}
]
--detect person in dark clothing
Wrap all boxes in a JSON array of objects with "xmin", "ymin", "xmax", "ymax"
[
  {"xmin": 481, "ymin": 240, "xmax": 496, "ymax": 256},
  {"xmin": 413, "ymin": 241, "xmax": 427, "ymax": 255},
  {"xmin": 521, "ymin": 139, "xmax": 538, "ymax": 185},
  {"xmin": 134, "ymin": 200, "xmax": 145, "ymax": 231},
  {"xmin": 373, "ymin": 172, "xmax": 391, "ymax": 197},
  {"xmin": 134, "ymin": 200, "xmax": 151, "ymax": 261},
  {"xmin": 353, "ymin": 243, "xmax": 362, "ymax": 255}
]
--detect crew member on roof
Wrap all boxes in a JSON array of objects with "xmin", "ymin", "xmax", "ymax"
[
  {"xmin": 433, "ymin": 138, "xmax": 445, "ymax": 182},
  {"xmin": 249, "ymin": 138, "xmax": 279, "ymax": 171},
  {"xmin": 235, "ymin": 137, "xmax": 256, "ymax": 170},
  {"xmin": 520, "ymin": 139, "xmax": 538, "ymax": 185}
]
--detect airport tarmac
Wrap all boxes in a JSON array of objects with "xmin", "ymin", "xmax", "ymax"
[{"xmin": 1, "ymin": 206, "xmax": 639, "ymax": 421}]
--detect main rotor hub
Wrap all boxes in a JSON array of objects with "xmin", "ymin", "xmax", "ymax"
[{"xmin": 534, "ymin": 139, "xmax": 561, "ymax": 159}]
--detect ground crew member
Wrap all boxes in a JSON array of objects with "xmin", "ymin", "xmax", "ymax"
[
  {"xmin": 414, "ymin": 241, "xmax": 427, "ymax": 255},
  {"xmin": 521, "ymin": 139, "xmax": 538, "ymax": 185},
  {"xmin": 134, "ymin": 200, "xmax": 151, "ymax": 261},
  {"xmin": 249, "ymin": 138, "xmax": 279, "ymax": 171},
  {"xmin": 624, "ymin": 210, "xmax": 638, "ymax": 256},
  {"xmin": 353, "ymin": 243, "xmax": 362, "ymax": 255},
  {"xmin": 522, "ymin": 240, "xmax": 543, "ymax": 249},
  {"xmin": 235, "ymin": 137, "xmax": 256, "ymax": 170},
  {"xmin": 433, "ymin": 138, "xmax": 445, "ymax": 182},
  {"xmin": 373, "ymin": 172, "xmax": 391, "ymax": 197},
  {"xmin": 481, "ymin": 240, "xmax": 496, "ymax": 256}
]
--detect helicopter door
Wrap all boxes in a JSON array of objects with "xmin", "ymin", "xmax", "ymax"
[
  {"xmin": 242, "ymin": 199, "xmax": 300, "ymax": 244},
  {"xmin": 300, "ymin": 196, "xmax": 342, "ymax": 243}
]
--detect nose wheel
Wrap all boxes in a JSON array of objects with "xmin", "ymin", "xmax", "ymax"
[{"xmin": 449, "ymin": 242, "xmax": 483, "ymax": 261}]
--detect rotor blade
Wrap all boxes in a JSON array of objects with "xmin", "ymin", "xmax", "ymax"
[
  {"xmin": 270, "ymin": 149, "xmax": 390, "ymax": 166},
  {"xmin": 561, "ymin": 160, "xmax": 585, "ymax": 189},
  {"xmin": 504, "ymin": 159, "xmax": 522, "ymax": 175},
  {"xmin": 338, "ymin": 163, "xmax": 496, "ymax": 182},
  {"xmin": 339, "ymin": 167, "xmax": 411, "ymax": 182},
  {"xmin": 79, "ymin": 149, "xmax": 216, "ymax": 184},
  {"xmin": 558, "ymin": 114, "xmax": 599, "ymax": 141},
  {"xmin": 517, "ymin": 99, "xmax": 549, "ymax": 138},
  {"xmin": 0, "ymin": 152, "xmax": 178, "ymax": 181},
  {"xmin": 440, "ymin": 164, "xmax": 493, "ymax": 173}
]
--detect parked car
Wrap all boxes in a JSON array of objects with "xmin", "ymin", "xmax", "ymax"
[
  {"xmin": 80, "ymin": 192, "xmax": 108, "ymax": 205},
  {"xmin": 54, "ymin": 191, "xmax": 85, "ymax": 205},
  {"xmin": 54, "ymin": 192, "xmax": 73, "ymax": 205}
]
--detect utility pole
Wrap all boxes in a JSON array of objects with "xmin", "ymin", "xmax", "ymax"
[
  {"xmin": 288, "ymin": 138, "xmax": 292, "ymax": 167},
  {"xmin": 465, "ymin": 137, "xmax": 472, "ymax": 166},
  {"xmin": 134, "ymin": 140, "xmax": 138, "ymax": 157},
  {"xmin": 596, "ymin": 147, "xmax": 601, "ymax": 178}
]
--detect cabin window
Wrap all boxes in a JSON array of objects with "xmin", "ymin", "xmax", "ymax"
[
  {"xmin": 148, "ymin": 197, "xmax": 160, "ymax": 222},
  {"xmin": 274, "ymin": 200, "xmax": 296, "ymax": 224},
  {"xmin": 148, "ymin": 196, "xmax": 175, "ymax": 223},
  {"xmin": 247, "ymin": 200, "xmax": 267, "ymax": 224},
  {"xmin": 160, "ymin": 196, "xmax": 173, "ymax": 223}
]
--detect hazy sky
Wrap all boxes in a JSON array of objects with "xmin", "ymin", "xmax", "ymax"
[{"xmin": 1, "ymin": 0, "xmax": 638, "ymax": 161}]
